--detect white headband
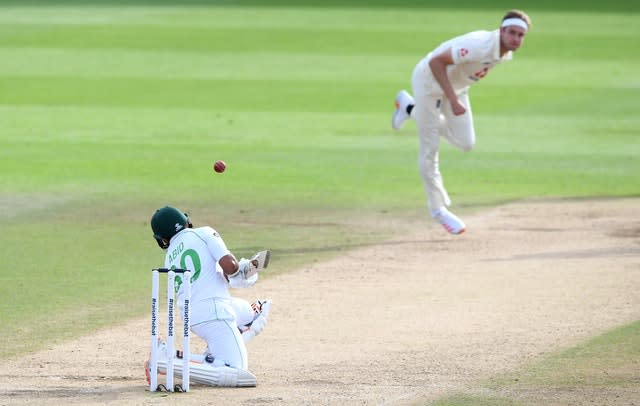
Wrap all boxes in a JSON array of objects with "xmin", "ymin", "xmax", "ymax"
[{"xmin": 501, "ymin": 18, "xmax": 528, "ymax": 31}]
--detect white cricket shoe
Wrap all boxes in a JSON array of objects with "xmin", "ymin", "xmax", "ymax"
[
  {"xmin": 431, "ymin": 207, "xmax": 466, "ymax": 235},
  {"xmin": 144, "ymin": 360, "xmax": 151, "ymax": 384},
  {"xmin": 392, "ymin": 89, "xmax": 414, "ymax": 130},
  {"xmin": 144, "ymin": 340, "xmax": 167, "ymax": 384}
]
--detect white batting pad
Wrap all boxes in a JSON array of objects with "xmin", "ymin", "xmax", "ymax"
[{"xmin": 157, "ymin": 358, "xmax": 257, "ymax": 387}]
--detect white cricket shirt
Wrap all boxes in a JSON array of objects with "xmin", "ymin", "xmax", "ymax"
[
  {"xmin": 418, "ymin": 29, "xmax": 513, "ymax": 95},
  {"xmin": 163, "ymin": 226, "xmax": 232, "ymax": 324}
]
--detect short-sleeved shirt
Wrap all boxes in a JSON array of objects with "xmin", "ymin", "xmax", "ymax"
[
  {"xmin": 163, "ymin": 226, "xmax": 232, "ymax": 323},
  {"xmin": 418, "ymin": 29, "xmax": 512, "ymax": 95}
]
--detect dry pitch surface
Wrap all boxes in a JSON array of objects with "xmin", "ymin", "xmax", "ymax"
[{"xmin": 2, "ymin": 198, "xmax": 639, "ymax": 405}]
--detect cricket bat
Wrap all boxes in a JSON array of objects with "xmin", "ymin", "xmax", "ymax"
[{"xmin": 244, "ymin": 250, "xmax": 270, "ymax": 278}]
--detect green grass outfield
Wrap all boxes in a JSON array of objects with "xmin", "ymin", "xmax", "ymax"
[
  {"xmin": 430, "ymin": 320, "xmax": 640, "ymax": 406},
  {"xmin": 0, "ymin": 0, "xmax": 638, "ymax": 401}
]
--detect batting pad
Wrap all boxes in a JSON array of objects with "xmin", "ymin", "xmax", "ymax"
[{"xmin": 157, "ymin": 358, "xmax": 257, "ymax": 387}]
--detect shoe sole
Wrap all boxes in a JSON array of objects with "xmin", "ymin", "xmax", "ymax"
[
  {"xmin": 442, "ymin": 224, "xmax": 466, "ymax": 235},
  {"xmin": 392, "ymin": 91, "xmax": 414, "ymax": 130},
  {"xmin": 392, "ymin": 115, "xmax": 402, "ymax": 130},
  {"xmin": 144, "ymin": 360, "xmax": 151, "ymax": 385}
]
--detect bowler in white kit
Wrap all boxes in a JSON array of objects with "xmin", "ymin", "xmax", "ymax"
[{"xmin": 392, "ymin": 9, "xmax": 532, "ymax": 235}]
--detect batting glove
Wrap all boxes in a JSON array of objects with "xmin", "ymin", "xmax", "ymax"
[{"xmin": 228, "ymin": 258, "xmax": 258, "ymax": 288}]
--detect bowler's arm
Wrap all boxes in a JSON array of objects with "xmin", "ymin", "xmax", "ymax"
[{"xmin": 428, "ymin": 48, "xmax": 466, "ymax": 115}]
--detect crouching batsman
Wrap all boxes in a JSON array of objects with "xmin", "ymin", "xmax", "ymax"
[{"xmin": 145, "ymin": 206, "xmax": 272, "ymax": 387}]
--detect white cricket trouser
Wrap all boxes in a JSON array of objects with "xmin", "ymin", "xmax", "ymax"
[
  {"xmin": 411, "ymin": 61, "xmax": 476, "ymax": 211},
  {"xmin": 191, "ymin": 297, "xmax": 253, "ymax": 370}
]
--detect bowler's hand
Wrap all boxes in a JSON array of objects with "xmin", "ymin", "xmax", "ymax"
[{"xmin": 451, "ymin": 99, "xmax": 466, "ymax": 116}]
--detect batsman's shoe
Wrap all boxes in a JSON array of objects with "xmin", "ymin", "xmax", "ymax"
[
  {"xmin": 392, "ymin": 89, "xmax": 414, "ymax": 130},
  {"xmin": 145, "ymin": 340, "xmax": 169, "ymax": 384},
  {"xmin": 145, "ymin": 360, "xmax": 151, "ymax": 385},
  {"xmin": 432, "ymin": 207, "xmax": 466, "ymax": 235}
]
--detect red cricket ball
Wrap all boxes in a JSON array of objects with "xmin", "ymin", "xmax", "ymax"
[{"xmin": 213, "ymin": 160, "xmax": 226, "ymax": 173}]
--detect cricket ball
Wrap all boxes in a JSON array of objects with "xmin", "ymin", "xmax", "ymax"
[{"xmin": 213, "ymin": 160, "xmax": 226, "ymax": 173}]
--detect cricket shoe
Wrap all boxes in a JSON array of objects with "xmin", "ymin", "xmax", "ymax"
[
  {"xmin": 431, "ymin": 207, "xmax": 466, "ymax": 235},
  {"xmin": 144, "ymin": 358, "xmax": 167, "ymax": 385},
  {"xmin": 144, "ymin": 340, "xmax": 167, "ymax": 384},
  {"xmin": 392, "ymin": 89, "xmax": 414, "ymax": 130},
  {"xmin": 144, "ymin": 360, "xmax": 151, "ymax": 385},
  {"xmin": 143, "ymin": 360, "xmax": 167, "ymax": 385}
]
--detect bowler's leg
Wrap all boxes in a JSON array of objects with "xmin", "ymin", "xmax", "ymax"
[
  {"xmin": 412, "ymin": 82, "xmax": 451, "ymax": 211},
  {"xmin": 441, "ymin": 90, "xmax": 475, "ymax": 151}
]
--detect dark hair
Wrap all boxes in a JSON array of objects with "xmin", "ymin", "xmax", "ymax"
[{"xmin": 502, "ymin": 9, "xmax": 532, "ymax": 30}]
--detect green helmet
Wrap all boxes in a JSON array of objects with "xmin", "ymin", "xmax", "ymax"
[{"xmin": 151, "ymin": 206, "xmax": 189, "ymax": 249}]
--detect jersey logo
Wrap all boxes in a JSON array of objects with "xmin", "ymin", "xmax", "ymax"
[
  {"xmin": 459, "ymin": 48, "xmax": 469, "ymax": 58},
  {"xmin": 471, "ymin": 66, "xmax": 491, "ymax": 81}
]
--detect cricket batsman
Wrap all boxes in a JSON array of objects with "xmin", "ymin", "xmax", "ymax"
[{"xmin": 146, "ymin": 206, "xmax": 272, "ymax": 387}]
